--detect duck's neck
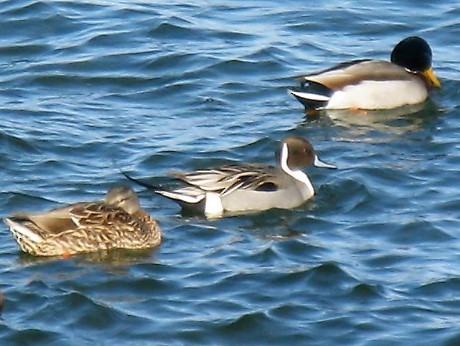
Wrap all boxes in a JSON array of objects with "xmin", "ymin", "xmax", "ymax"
[{"xmin": 280, "ymin": 143, "xmax": 315, "ymax": 196}]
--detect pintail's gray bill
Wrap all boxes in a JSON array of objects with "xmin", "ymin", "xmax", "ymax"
[{"xmin": 314, "ymin": 156, "xmax": 337, "ymax": 169}]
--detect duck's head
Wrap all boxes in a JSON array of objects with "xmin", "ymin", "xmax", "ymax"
[
  {"xmin": 106, "ymin": 185, "xmax": 141, "ymax": 215},
  {"xmin": 277, "ymin": 136, "xmax": 336, "ymax": 171},
  {"xmin": 391, "ymin": 36, "xmax": 441, "ymax": 88}
]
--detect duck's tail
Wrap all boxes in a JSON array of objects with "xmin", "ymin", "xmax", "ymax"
[
  {"xmin": 288, "ymin": 89, "xmax": 330, "ymax": 110},
  {"xmin": 155, "ymin": 187, "xmax": 205, "ymax": 205},
  {"xmin": 288, "ymin": 80, "xmax": 333, "ymax": 109},
  {"xmin": 3, "ymin": 217, "xmax": 44, "ymax": 255},
  {"xmin": 122, "ymin": 171, "xmax": 162, "ymax": 191},
  {"xmin": 4, "ymin": 217, "xmax": 44, "ymax": 243},
  {"xmin": 122, "ymin": 172, "xmax": 205, "ymax": 205}
]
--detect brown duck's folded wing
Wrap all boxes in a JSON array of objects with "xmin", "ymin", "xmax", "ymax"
[
  {"xmin": 13, "ymin": 202, "xmax": 88, "ymax": 235},
  {"xmin": 297, "ymin": 60, "xmax": 411, "ymax": 90},
  {"xmin": 68, "ymin": 202, "xmax": 132, "ymax": 227}
]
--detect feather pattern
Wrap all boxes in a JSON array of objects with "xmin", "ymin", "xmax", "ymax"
[
  {"xmin": 3, "ymin": 186, "xmax": 161, "ymax": 256},
  {"xmin": 298, "ymin": 60, "xmax": 412, "ymax": 89},
  {"xmin": 171, "ymin": 164, "xmax": 281, "ymax": 196},
  {"xmin": 289, "ymin": 36, "xmax": 441, "ymax": 110},
  {"xmin": 125, "ymin": 136, "xmax": 336, "ymax": 217}
]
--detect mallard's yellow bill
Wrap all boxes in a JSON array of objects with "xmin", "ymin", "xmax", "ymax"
[{"xmin": 424, "ymin": 67, "xmax": 441, "ymax": 88}]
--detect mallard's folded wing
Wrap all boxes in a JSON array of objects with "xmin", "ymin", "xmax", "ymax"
[{"xmin": 297, "ymin": 60, "xmax": 411, "ymax": 90}]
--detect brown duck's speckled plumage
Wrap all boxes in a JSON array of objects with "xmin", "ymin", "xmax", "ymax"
[{"xmin": 3, "ymin": 186, "xmax": 161, "ymax": 257}]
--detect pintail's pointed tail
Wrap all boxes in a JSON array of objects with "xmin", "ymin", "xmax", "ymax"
[
  {"xmin": 122, "ymin": 171, "xmax": 162, "ymax": 191},
  {"xmin": 122, "ymin": 171, "xmax": 206, "ymax": 205}
]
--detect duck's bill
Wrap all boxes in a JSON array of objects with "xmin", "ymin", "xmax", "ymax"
[
  {"xmin": 424, "ymin": 67, "xmax": 441, "ymax": 88},
  {"xmin": 314, "ymin": 156, "xmax": 337, "ymax": 169}
]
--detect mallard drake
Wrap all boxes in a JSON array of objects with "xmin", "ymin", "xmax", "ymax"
[
  {"xmin": 289, "ymin": 36, "xmax": 441, "ymax": 110},
  {"xmin": 3, "ymin": 186, "xmax": 161, "ymax": 256},
  {"xmin": 124, "ymin": 136, "xmax": 336, "ymax": 218}
]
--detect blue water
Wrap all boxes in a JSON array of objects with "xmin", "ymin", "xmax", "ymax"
[{"xmin": 1, "ymin": 1, "xmax": 460, "ymax": 345}]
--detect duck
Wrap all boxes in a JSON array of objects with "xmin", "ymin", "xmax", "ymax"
[
  {"xmin": 288, "ymin": 36, "xmax": 441, "ymax": 111},
  {"xmin": 3, "ymin": 186, "xmax": 161, "ymax": 257},
  {"xmin": 123, "ymin": 136, "xmax": 336, "ymax": 218}
]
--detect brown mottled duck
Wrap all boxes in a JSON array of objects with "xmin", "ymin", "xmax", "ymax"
[{"xmin": 3, "ymin": 186, "xmax": 161, "ymax": 257}]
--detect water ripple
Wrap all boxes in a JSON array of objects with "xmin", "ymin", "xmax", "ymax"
[{"xmin": 1, "ymin": 0, "xmax": 460, "ymax": 345}]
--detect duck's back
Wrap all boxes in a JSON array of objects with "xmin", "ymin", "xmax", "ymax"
[{"xmin": 300, "ymin": 60, "xmax": 414, "ymax": 90}]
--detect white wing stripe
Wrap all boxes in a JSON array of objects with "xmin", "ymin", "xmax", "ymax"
[
  {"xmin": 289, "ymin": 89, "xmax": 330, "ymax": 102},
  {"xmin": 4, "ymin": 218, "xmax": 44, "ymax": 243}
]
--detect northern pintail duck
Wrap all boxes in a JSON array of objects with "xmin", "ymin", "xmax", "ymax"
[
  {"xmin": 289, "ymin": 36, "xmax": 441, "ymax": 111},
  {"xmin": 3, "ymin": 186, "xmax": 161, "ymax": 256},
  {"xmin": 124, "ymin": 136, "xmax": 336, "ymax": 218}
]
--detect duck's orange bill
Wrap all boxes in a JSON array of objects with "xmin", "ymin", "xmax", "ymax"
[{"xmin": 424, "ymin": 67, "xmax": 441, "ymax": 88}]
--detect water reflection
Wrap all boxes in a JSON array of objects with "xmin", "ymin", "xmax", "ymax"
[
  {"xmin": 16, "ymin": 247, "xmax": 158, "ymax": 267},
  {"xmin": 300, "ymin": 100, "xmax": 441, "ymax": 138}
]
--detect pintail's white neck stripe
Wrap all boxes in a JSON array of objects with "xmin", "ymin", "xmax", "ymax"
[{"xmin": 280, "ymin": 143, "xmax": 315, "ymax": 194}]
